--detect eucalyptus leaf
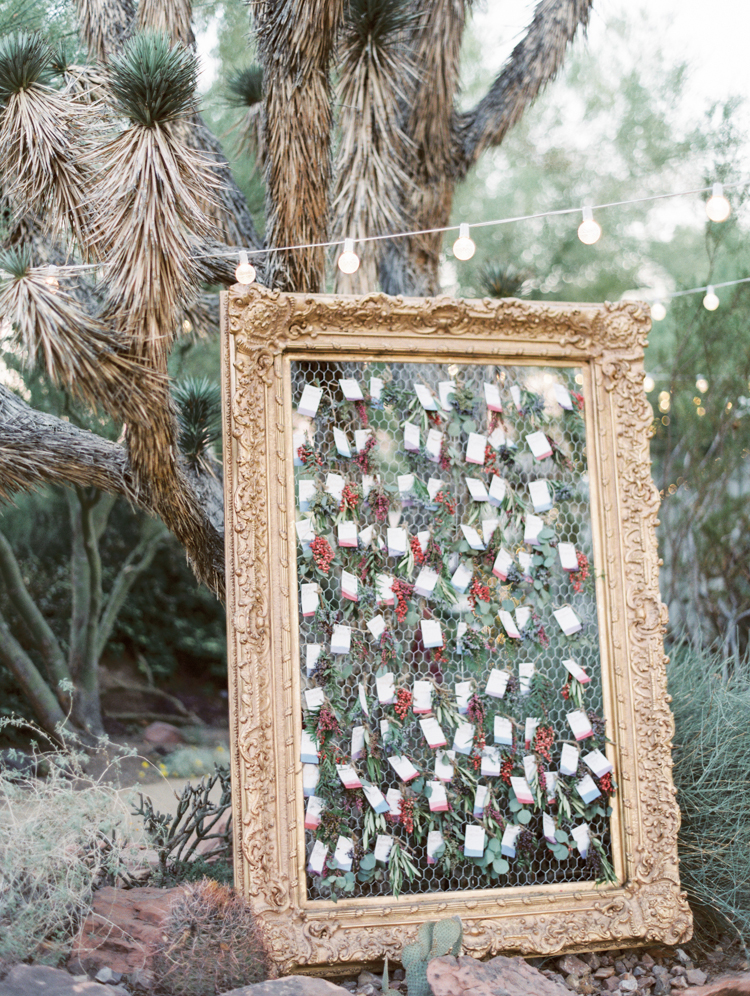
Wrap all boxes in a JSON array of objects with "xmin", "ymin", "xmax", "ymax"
[
  {"xmin": 493, "ymin": 857, "xmax": 509, "ymax": 875},
  {"xmin": 555, "ymin": 829, "xmax": 569, "ymax": 843},
  {"xmin": 447, "ymin": 421, "xmax": 462, "ymax": 437},
  {"xmin": 517, "ymin": 809, "xmax": 532, "ymax": 825},
  {"xmin": 508, "ymin": 798, "xmax": 521, "ymax": 813},
  {"xmin": 462, "ymin": 419, "xmax": 477, "ymax": 434}
]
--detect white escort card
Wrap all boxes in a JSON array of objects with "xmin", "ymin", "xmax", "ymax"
[
  {"xmin": 403, "ymin": 421, "xmax": 421, "ymax": 452},
  {"xmin": 473, "ymin": 784, "xmax": 489, "ymax": 817},
  {"xmin": 518, "ymin": 550, "xmax": 533, "ymax": 577},
  {"xmin": 453, "ymin": 721, "xmax": 474, "ymax": 755},
  {"xmin": 354, "ymin": 428, "xmax": 373, "ymax": 453},
  {"xmin": 486, "ymin": 668, "xmax": 510, "ymax": 698},
  {"xmin": 351, "ymin": 725, "xmax": 365, "ymax": 761},
  {"xmin": 380, "ymin": 719, "xmax": 390, "ymax": 740},
  {"xmin": 583, "ymin": 748, "xmax": 613, "ymax": 777},
  {"xmin": 560, "ymin": 742, "xmax": 580, "ymax": 776},
  {"xmin": 488, "ymin": 425, "xmax": 506, "ymax": 449},
  {"xmin": 367, "ymin": 615, "xmax": 386, "ymax": 641},
  {"xmin": 305, "ymin": 688, "xmax": 326, "ymax": 712},
  {"xmin": 363, "ymin": 783, "xmax": 390, "ymax": 814},
  {"xmin": 386, "ymin": 787, "xmax": 402, "ymax": 815},
  {"xmin": 305, "ymin": 795, "xmax": 325, "ymax": 830},
  {"xmin": 558, "ymin": 543, "xmax": 578, "ymax": 572},
  {"xmin": 296, "ymin": 518, "xmax": 315, "ymax": 547},
  {"xmin": 510, "ymin": 776, "xmax": 534, "ymax": 806},
  {"xmin": 455, "ymin": 681, "xmax": 472, "ymax": 713},
  {"xmin": 339, "ymin": 378, "xmax": 363, "ymax": 400},
  {"xmin": 484, "ymin": 382, "xmax": 503, "ymax": 412},
  {"xmin": 336, "ymin": 764, "xmax": 362, "ymax": 790},
  {"xmin": 510, "ymin": 384, "xmax": 522, "ymax": 411},
  {"xmin": 302, "ymin": 763, "xmax": 320, "ymax": 796},
  {"xmin": 331, "ymin": 624, "xmax": 351, "ymax": 654},
  {"xmin": 464, "ymin": 825, "xmax": 486, "ymax": 858},
  {"xmin": 362, "ymin": 474, "xmax": 376, "ymax": 499},
  {"xmin": 482, "ymin": 518, "xmax": 500, "ymax": 545},
  {"xmin": 543, "ymin": 812, "xmax": 557, "ymax": 843},
  {"xmin": 554, "ymin": 606, "xmax": 583, "ymax": 635},
  {"xmin": 438, "ymin": 381, "xmax": 455, "ymax": 410},
  {"xmin": 420, "ymin": 619, "xmax": 443, "ymax": 648},
  {"xmin": 498, "ymin": 611, "xmax": 520, "ymax": 639},
  {"xmin": 563, "ymin": 658, "xmax": 591, "ymax": 684},
  {"xmin": 413, "ymin": 680, "xmax": 433, "ymax": 713},
  {"xmin": 529, "ymin": 479, "xmax": 553, "ymax": 513},
  {"xmin": 460, "ymin": 524, "xmax": 485, "ymax": 550},
  {"xmin": 374, "ymin": 834, "xmax": 394, "ymax": 863},
  {"xmin": 300, "ymin": 731, "xmax": 319, "ymax": 764},
  {"xmin": 307, "ymin": 839, "xmax": 328, "ymax": 875},
  {"xmin": 414, "ymin": 568, "xmax": 439, "ymax": 598},
  {"xmin": 427, "ymin": 829, "xmax": 445, "ymax": 863},
  {"xmin": 519, "ymin": 661, "xmax": 535, "ymax": 695},
  {"xmin": 293, "ymin": 430, "xmax": 305, "ymax": 467},
  {"xmin": 545, "ymin": 770, "xmax": 558, "ymax": 802},
  {"xmin": 426, "ymin": 428, "xmax": 443, "ymax": 462},
  {"xmin": 387, "ymin": 527, "xmax": 407, "ymax": 557},
  {"xmin": 524, "ymin": 717, "xmax": 539, "ymax": 745},
  {"xmin": 567, "ymin": 709, "xmax": 594, "ymax": 740},
  {"xmin": 325, "ymin": 473, "xmax": 345, "ymax": 503},
  {"xmin": 571, "ymin": 822, "xmax": 590, "ymax": 858},
  {"xmin": 465, "ymin": 432, "xmax": 488, "ymax": 465},
  {"xmin": 376, "ymin": 672, "xmax": 396, "ymax": 705},
  {"xmin": 576, "ymin": 773, "xmax": 601, "ymax": 804},
  {"xmin": 466, "ymin": 477, "xmax": 489, "ymax": 501},
  {"xmin": 554, "ymin": 383, "xmax": 573, "ymax": 410},
  {"xmin": 524, "ymin": 514, "xmax": 544, "ymax": 546},
  {"xmin": 521, "ymin": 757, "xmax": 536, "ymax": 790},
  {"xmin": 427, "ymin": 477, "xmax": 444, "ymax": 500},
  {"xmin": 492, "ymin": 548, "xmax": 514, "ymax": 580},
  {"xmin": 481, "ymin": 747, "xmax": 501, "ymax": 778},
  {"xmin": 387, "ymin": 755, "xmax": 419, "ymax": 782},
  {"xmin": 341, "ymin": 570, "xmax": 359, "ymax": 601},
  {"xmin": 427, "ymin": 780, "xmax": 449, "ymax": 812},
  {"xmin": 397, "ymin": 474, "xmax": 415, "ymax": 499},
  {"xmin": 376, "ymin": 574, "xmax": 395, "ymax": 605},
  {"xmin": 298, "ymin": 479, "xmax": 316, "ymax": 511},
  {"xmin": 416, "ymin": 530, "xmax": 430, "ymax": 553},
  {"xmin": 333, "ymin": 835, "xmax": 354, "ymax": 872},
  {"xmin": 435, "ymin": 749, "xmax": 455, "ymax": 781},
  {"xmin": 488, "ymin": 475, "xmax": 508, "ymax": 507},
  {"xmin": 305, "ymin": 644, "xmax": 321, "ymax": 676},
  {"xmin": 494, "ymin": 715, "xmax": 513, "ymax": 745},
  {"xmin": 358, "ymin": 682, "xmax": 369, "ymax": 716},
  {"xmin": 333, "ymin": 427, "xmax": 351, "ymax": 458},
  {"xmin": 515, "ymin": 605, "xmax": 532, "ymax": 631},
  {"xmin": 370, "ymin": 377, "xmax": 383, "ymax": 403},
  {"xmin": 297, "ymin": 384, "xmax": 323, "ymax": 417},
  {"xmin": 300, "ymin": 583, "xmax": 319, "ymax": 617},
  {"xmin": 415, "ymin": 383, "xmax": 438, "ymax": 410},
  {"xmin": 526, "ymin": 430, "xmax": 553, "ymax": 460},
  {"xmin": 501, "ymin": 823, "xmax": 522, "ymax": 857},
  {"xmin": 419, "ymin": 717, "xmax": 447, "ymax": 748},
  {"xmin": 451, "ymin": 562, "xmax": 473, "ymax": 593}
]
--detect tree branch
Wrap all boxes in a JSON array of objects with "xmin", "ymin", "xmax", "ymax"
[{"xmin": 454, "ymin": 0, "xmax": 593, "ymax": 177}]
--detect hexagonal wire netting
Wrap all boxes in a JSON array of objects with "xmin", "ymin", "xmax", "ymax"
[{"xmin": 291, "ymin": 359, "xmax": 613, "ymax": 901}]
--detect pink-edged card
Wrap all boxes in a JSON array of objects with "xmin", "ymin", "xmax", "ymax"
[
  {"xmin": 387, "ymin": 755, "xmax": 419, "ymax": 782},
  {"xmin": 336, "ymin": 764, "xmax": 363, "ymax": 790},
  {"xmin": 563, "ymin": 658, "xmax": 590, "ymax": 684},
  {"xmin": 554, "ymin": 606, "xmax": 583, "ymax": 635},
  {"xmin": 465, "ymin": 432, "xmax": 488, "ymax": 465},
  {"xmin": 499, "ymin": 610, "xmax": 521, "ymax": 639},
  {"xmin": 427, "ymin": 780, "xmax": 450, "ymax": 812},
  {"xmin": 567, "ymin": 709, "xmax": 594, "ymax": 741},
  {"xmin": 413, "ymin": 680, "xmax": 433, "ymax": 714},
  {"xmin": 376, "ymin": 574, "xmax": 395, "ymax": 606},
  {"xmin": 300, "ymin": 582, "xmax": 319, "ymax": 617},
  {"xmin": 558, "ymin": 542, "xmax": 578, "ymax": 571},
  {"xmin": 337, "ymin": 521, "xmax": 358, "ymax": 548},
  {"xmin": 510, "ymin": 775, "xmax": 534, "ymax": 806},
  {"xmin": 419, "ymin": 717, "xmax": 447, "ymax": 749},
  {"xmin": 307, "ymin": 839, "xmax": 328, "ymax": 875},
  {"xmin": 305, "ymin": 795, "xmax": 325, "ymax": 830},
  {"xmin": 341, "ymin": 570, "xmax": 359, "ymax": 602},
  {"xmin": 526, "ymin": 430, "xmax": 553, "ymax": 460},
  {"xmin": 492, "ymin": 548, "xmax": 514, "ymax": 580},
  {"xmin": 484, "ymin": 382, "xmax": 503, "ymax": 412}
]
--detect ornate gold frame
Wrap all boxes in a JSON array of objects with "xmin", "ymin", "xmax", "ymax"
[{"xmin": 220, "ymin": 285, "xmax": 691, "ymax": 974}]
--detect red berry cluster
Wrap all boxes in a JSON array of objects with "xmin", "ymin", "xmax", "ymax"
[
  {"xmin": 484, "ymin": 444, "xmax": 499, "ymax": 475},
  {"xmin": 570, "ymin": 551, "xmax": 590, "ymax": 593},
  {"xmin": 439, "ymin": 438, "xmax": 451, "ymax": 472},
  {"xmin": 434, "ymin": 490, "xmax": 456, "ymax": 515},
  {"xmin": 572, "ymin": 391, "xmax": 584, "ymax": 412},
  {"xmin": 316, "ymin": 706, "xmax": 340, "ymax": 737},
  {"xmin": 355, "ymin": 434, "xmax": 376, "ymax": 472},
  {"xmin": 297, "ymin": 441, "xmax": 322, "ymax": 466},
  {"xmin": 398, "ymin": 797, "xmax": 415, "ymax": 833},
  {"xmin": 391, "ymin": 579, "xmax": 413, "ymax": 623},
  {"xmin": 310, "ymin": 536, "xmax": 334, "ymax": 573},
  {"xmin": 536, "ymin": 621, "xmax": 549, "ymax": 647},
  {"xmin": 369, "ymin": 486, "xmax": 390, "ymax": 521},
  {"xmin": 598, "ymin": 772, "xmax": 614, "ymax": 796},
  {"xmin": 468, "ymin": 577, "xmax": 491, "ymax": 608},
  {"xmin": 561, "ymin": 681, "xmax": 571, "ymax": 700},
  {"xmin": 432, "ymin": 646, "xmax": 447, "ymax": 666},
  {"xmin": 357, "ymin": 555, "xmax": 370, "ymax": 583},
  {"xmin": 355, "ymin": 400, "xmax": 369, "ymax": 426},
  {"xmin": 533, "ymin": 724, "xmax": 554, "ymax": 762},
  {"xmin": 427, "ymin": 410, "xmax": 442, "ymax": 426},
  {"xmin": 466, "ymin": 694, "xmax": 485, "ymax": 726},
  {"xmin": 339, "ymin": 482, "xmax": 360, "ymax": 511},
  {"xmin": 380, "ymin": 629, "xmax": 395, "ymax": 667},
  {"xmin": 410, "ymin": 534, "xmax": 425, "ymax": 565},
  {"xmin": 500, "ymin": 757, "xmax": 514, "ymax": 786},
  {"xmin": 470, "ymin": 726, "xmax": 486, "ymax": 770},
  {"xmin": 394, "ymin": 687, "xmax": 412, "ymax": 720}
]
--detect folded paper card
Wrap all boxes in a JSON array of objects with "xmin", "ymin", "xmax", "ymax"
[
  {"xmin": 420, "ymin": 618, "xmax": 443, "ymax": 648},
  {"xmin": 493, "ymin": 548, "xmax": 514, "ymax": 580},
  {"xmin": 464, "ymin": 824, "xmax": 486, "ymax": 858},
  {"xmin": 473, "ymin": 784, "xmax": 489, "ymax": 817},
  {"xmin": 583, "ymin": 748, "xmax": 613, "ymax": 777},
  {"xmin": 427, "ymin": 829, "xmax": 445, "ymax": 863},
  {"xmin": 298, "ymin": 479, "xmax": 316, "ymax": 511},
  {"xmin": 515, "ymin": 606, "xmax": 532, "ymax": 631},
  {"xmin": 331, "ymin": 624, "xmax": 351, "ymax": 655},
  {"xmin": 414, "ymin": 568, "xmax": 439, "ymax": 598},
  {"xmin": 460, "ymin": 524, "xmax": 485, "ymax": 550},
  {"xmin": 438, "ymin": 382, "xmax": 455, "ymax": 410},
  {"xmin": 415, "ymin": 383, "xmax": 438, "ymax": 410},
  {"xmin": 529, "ymin": 479, "xmax": 553, "ymax": 513},
  {"xmin": 526, "ymin": 430, "xmax": 553, "ymax": 460},
  {"xmin": 302, "ymin": 763, "xmax": 320, "ymax": 797},
  {"xmin": 519, "ymin": 661, "xmax": 535, "ymax": 695},
  {"xmin": 510, "ymin": 775, "xmax": 534, "ymax": 806},
  {"xmin": 488, "ymin": 425, "xmax": 506, "ymax": 449},
  {"xmin": 427, "ymin": 477, "xmax": 444, "ymax": 500},
  {"xmin": 336, "ymin": 764, "xmax": 362, "ymax": 790},
  {"xmin": 341, "ymin": 570, "xmax": 358, "ymax": 601},
  {"xmin": 576, "ymin": 773, "xmax": 601, "ymax": 804},
  {"xmin": 367, "ymin": 615, "xmax": 386, "ymax": 641},
  {"xmin": 374, "ymin": 834, "xmax": 394, "ymax": 863},
  {"xmin": 292, "ymin": 431, "xmax": 305, "ymax": 467},
  {"xmin": 339, "ymin": 378, "xmax": 363, "ymax": 400},
  {"xmin": 554, "ymin": 383, "xmax": 573, "ymax": 410},
  {"xmin": 386, "ymin": 787, "xmax": 402, "ymax": 815},
  {"xmin": 558, "ymin": 542, "xmax": 578, "ymax": 571},
  {"xmin": 543, "ymin": 812, "xmax": 557, "ymax": 843},
  {"xmin": 524, "ymin": 717, "xmax": 539, "ymax": 745},
  {"xmin": 484, "ymin": 382, "xmax": 503, "ymax": 412},
  {"xmin": 482, "ymin": 518, "xmax": 500, "ymax": 544},
  {"xmin": 488, "ymin": 475, "xmax": 508, "ymax": 507},
  {"xmin": 297, "ymin": 384, "xmax": 322, "ymax": 417},
  {"xmin": 453, "ymin": 721, "xmax": 474, "ymax": 755},
  {"xmin": 376, "ymin": 574, "xmax": 395, "ymax": 605},
  {"xmin": 363, "ymin": 783, "xmax": 390, "ymax": 814},
  {"xmin": 413, "ymin": 680, "xmax": 433, "ymax": 713},
  {"xmin": 481, "ymin": 747, "xmax": 501, "ymax": 778},
  {"xmin": 300, "ymin": 583, "xmax": 319, "ymax": 617},
  {"xmin": 494, "ymin": 715, "xmax": 513, "ymax": 745},
  {"xmin": 370, "ymin": 377, "xmax": 383, "ymax": 403},
  {"xmin": 307, "ymin": 839, "xmax": 328, "ymax": 875},
  {"xmin": 387, "ymin": 527, "xmax": 407, "ymax": 557},
  {"xmin": 296, "ymin": 519, "xmax": 315, "ymax": 547},
  {"xmin": 499, "ymin": 611, "xmax": 521, "ymax": 639},
  {"xmin": 358, "ymin": 683, "xmax": 369, "ymax": 716},
  {"xmin": 428, "ymin": 780, "xmax": 449, "ymax": 812},
  {"xmin": 554, "ymin": 605, "xmax": 583, "ymax": 635},
  {"xmin": 571, "ymin": 823, "xmax": 590, "ymax": 858},
  {"xmin": 419, "ymin": 717, "xmax": 447, "ymax": 748},
  {"xmin": 524, "ymin": 514, "xmax": 544, "ymax": 546},
  {"xmin": 465, "ymin": 432, "xmax": 488, "ymax": 465},
  {"xmin": 501, "ymin": 823, "xmax": 522, "ymax": 857},
  {"xmin": 333, "ymin": 427, "xmax": 351, "ymax": 458},
  {"xmin": 510, "ymin": 384, "xmax": 522, "ymax": 411},
  {"xmin": 333, "ymin": 835, "xmax": 354, "ymax": 872},
  {"xmin": 324, "ymin": 473, "xmax": 345, "ymax": 502},
  {"xmin": 376, "ymin": 672, "xmax": 395, "ymax": 705},
  {"xmin": 300, "ymin": 731, "xmax": 319, "ymax": 764},
  {"xmin": 466, "ymin": 477, "xmax": 489, "ymax": 501},
  {"xmin": 305, "ymin": 644, "xmax": 321, "ymax": 676},
  {"xmin": 563, "ymin": 658, "xmax": 590, "ymax": 684},
  {"xmin": 451, "ymin": 562, "xmax": 473, "ymax": 593},
  {"xmin": 455, "ymin": 681, "xmax": 473, "ymax": 713},
  {"xmin": 567, "ymin": 709, "xmax": 594, "ymax": 740},
  {"xmin": 523, "ymin": 754, "xmax": 537, "ymax": 786},
  {"xmin": 304, "ymin": 687, "xmax": 324, "ymax": 711},
  {"xmin": 397, "ymin": 474, "xmax": 415, "ymax": 498},
  {"xmin": 486, "ymin": 668, "xmax": 510, "ymax": 698},
  {"xmin": 387, "ymin": 755, "xmax": 419, "ymax": 781},
  {"xmin": 435, "ymin": 749, "xmax": 455, "ymax": 781},
  {"xmin": 403, "ymin": 421, "xmax": 420, "ymax": 451},
  {"xmin": 560, "ymin": 742, "xmax": 580, "ymax": 776},
  {"xmin": 354, "ymin": 429, "xmax": 373, "ymax": 453},
  {"xmin": 426, "ymin": 428, "xmax": 443, "ymax": 462},
  {"xmin": 545, "ymin": 770, "xmax": 558, "ymax": 802},
  {"xmin": 351, "ymin": 726, "xmax": 365, "ymax": 761},
  {"xmin": 305, "ymin": 795, "xmax": 324, "ymax": 830}
]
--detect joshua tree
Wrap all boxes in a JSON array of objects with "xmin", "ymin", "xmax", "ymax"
[{"xmin": 0, "ymin": 0, "xmax": 590, "ymax": 733}]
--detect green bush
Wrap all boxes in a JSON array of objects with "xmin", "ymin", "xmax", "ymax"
[{"xmin": 669, "ymin": 646, "xmax": 750, "ymax": 949}]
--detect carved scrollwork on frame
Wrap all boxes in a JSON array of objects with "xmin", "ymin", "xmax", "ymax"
[{"xmin": 221, "ymin": 285, "xmax": 691, "ymax": 975}]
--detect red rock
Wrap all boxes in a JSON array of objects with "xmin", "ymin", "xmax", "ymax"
[
  {"xmin": 559, "ymin": 955, "xmax": 593, "ymax": 978},
  {"xmin": 687, "ymin": 971, "xmax": 708, "ymax": 987},
  {"xmin": 68, "ymin": 885, "xmax": 184, "ymax": 986},
  {"xmin": 687, "ymin": 979, "xmax": 750, "ymax": 996},
  {"xmin": 0, "ymin": 965, "xmax": 129, "ymax": 996},
  {"xmin": 220, "ymin": 980, "xmax": 351, "ymax": 996},
  {"xmin": 142, "ymin": 721, "xmax": 184, "ymax": 746},
  {"xmin": 427, "ymin": 955, "xmax": 572, "ymax": 996}
]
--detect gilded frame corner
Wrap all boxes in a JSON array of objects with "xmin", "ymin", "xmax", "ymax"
[{"xmin": 220, "ymin": 285, "xmax": 691, "ymax": 974}]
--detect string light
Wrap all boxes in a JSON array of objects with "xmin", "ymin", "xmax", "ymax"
[
  {"xmin": 235, "ymin": 250, "xmax": 256, "ymax": 285},
  {"xmin": 337, "ymin": 238, "xmax": 360, "ymax": 274},
  {"xmin": 703, "ymin": 285, "xmax": 720, "ymax": 311},
  {"xmin": 643, "ymin": 375, "xmax": 655, "ymax": 392},
  {"xmin": 44, "ymin": 266, "xmax": 59, "ymax": 292},
  {"xmin": 705, "ymin": 183, "xmax": 731, "ymax": 223},
  {"xmin": 577, "ymin": 206, "xmax": 601, "ymax": 245},
  {"xmin": 452, "ymin": 223, "xmax": 476, "ymax": 261},
  {"xmin": 696, "ymin": 376, "xmax": 709, "ymax": 393},
  {"xmin": 658, "ymin": 390, "xmax": 671, "ymax": 413},
  {"xmin": 651, "ymin": 301, "xmax": 667, "ymax": 321}
]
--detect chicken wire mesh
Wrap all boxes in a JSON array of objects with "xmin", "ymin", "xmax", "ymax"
[{"xmin": 290, "ymin": 359, "xmax": 614, "ymax": 902}]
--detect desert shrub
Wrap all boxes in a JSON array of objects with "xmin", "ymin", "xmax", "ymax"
[
  {"xmin": 152, "ymin": 878, "xmax": 270, "ymax": 995},
  {"xmin": 669, "ymin": 646, "xmax": 750, "ymax": 950},
  {"xmin": 0, "ymin": 720, "xmax": 149, "ymax": 965}
]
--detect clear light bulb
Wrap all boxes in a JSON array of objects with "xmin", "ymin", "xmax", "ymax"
[
  {"xmin": 337, "ymin": 238, "xmax": 360, "ymax": 274},
  {"xmin": 705, "ymin": 183, "xmax": 731, "ymax": 223},
  {"xmin": 651, "ymin": 301, "xmax": 667, "ymax": 321},
  {"xmin": 452, "ymin": 223, "xmax": 476, "ymax": 261},
  {"xmin": 577, "ymin": 206, "xmax": 601, "ymax": 245},
  {"xmin": 695, "ymin": 375, "xmax": 709, "ymax": 394},
  {"xmin": 703, "ymin": 285, "xmax": 719, "ymax": 311},
  {"xmin": 44, "ymin": 265, "xmax": 59, "ymax": 292},
  {"xmin": 643, "ymin": 375, "xmax": 655, "ymax": 393},
  {"xmin": 235, "ymin": 250, "xmax": 256, "ymax": 284}
]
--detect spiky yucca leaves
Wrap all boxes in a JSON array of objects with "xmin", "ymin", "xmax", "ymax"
[
  {"xmin": 0, "ymin": 247, "xmax": 164, "ymax": 427},
  {"xmin": 174, "ymin": 377, "xmax": 221, "ymax": 471},
  {"xmin": 0, "ymin": 32, "xmax": 95, "ymax": 250},
  {"xmin": 137, "ymin": 0, "xmax": 194, "ymax": 49},
  {"xmin": 255, "ymin": 0, "xmax": 345, "ymax": 291},
  {"xmin": 75, "ymin": 0, "xmax": 135, "ymax": 64},
  {"xmin": 480, "ymin": 263, "xmax": 531, "ymax": 299},
  {"xmin": 333, "ymin": 0, "xmax": 415, "ymax": 293},
  {"xmin": 226, "ymin": 65, "xmax": 265, "ymax": 163}
]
